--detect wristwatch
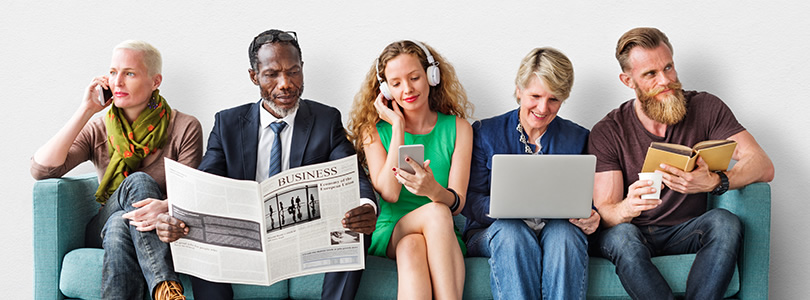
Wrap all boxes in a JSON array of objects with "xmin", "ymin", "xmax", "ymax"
[{"xmin": 710, "ymin": 171, "xmax": 729, "ymax": 195}]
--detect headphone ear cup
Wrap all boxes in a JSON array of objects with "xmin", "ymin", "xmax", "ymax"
[
  {"xmin": 379, "ymin": 82, "xmax": 393, "ymax": 100},
  {"xmin": 427, "ymin": 65, "xmax": 440, "ymax": 86}
]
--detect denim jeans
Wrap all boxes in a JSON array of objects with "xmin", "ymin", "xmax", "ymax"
[
  {"xmin": 598, "ymin": 208, "xmax": 742, "ymax": 300},
  {"xmin": 466, "ymin": 219, "xmax": 589, "ymax": 300},
  {"xmin": 86, "ymin": 172, "xmax": 179, "ymax": 300}
]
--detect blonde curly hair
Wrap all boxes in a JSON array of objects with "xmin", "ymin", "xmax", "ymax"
[{"xmin": 347, "ymin": 40, "xmax": 473, "ymax": 166}]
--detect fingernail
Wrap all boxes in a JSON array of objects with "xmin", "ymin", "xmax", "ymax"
[
  {"xmin": 392, "ymin": 167, "xmax": 396, "ymax": 171},
  {"xmin": 405, "ymin": 157, "xmax": 410, "ymax": 161}
]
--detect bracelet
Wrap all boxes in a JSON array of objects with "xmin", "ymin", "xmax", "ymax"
[{"xmin": 447, "ymin": 188, "xmax": 460, "ymax": 212}]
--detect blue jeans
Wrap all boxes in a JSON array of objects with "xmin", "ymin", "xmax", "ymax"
[
  {"xmin": 598, "ymin": 208, "xmax": 742, "ymax": 300},
  {"xmin": 466, "ymin": 219, "xmax": 588, "ymax": 300},
  {"xmin": 86, "ymin": 172, "xmax": 179, "ymax": 300}
]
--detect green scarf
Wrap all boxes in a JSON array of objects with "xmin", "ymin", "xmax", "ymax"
[{"xmin": 95, "ymin": 89, "xmax": 172, "ymax": 204}]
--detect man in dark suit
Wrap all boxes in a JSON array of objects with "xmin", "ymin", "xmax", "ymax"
[{"xmin": 156, "ymin": 29, "xmax": 378, "ymax": 300}]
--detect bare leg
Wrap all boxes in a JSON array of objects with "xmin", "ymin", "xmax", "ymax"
[
  {"xmin": 387, "ymin": 203, "xmax": 465, "ymax": 300},
  {"xmin": 395, "ymin": 234, "xmax": 432, "ymax": 299}
]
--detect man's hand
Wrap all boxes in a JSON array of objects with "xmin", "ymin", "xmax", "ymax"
[
  {"xmin": 122, "ymin": 198, "xmax": 169, "ymax": 232},
  {"xmin": 620, "ymin": 178, "xmax": 662, "ymax": 219},
  {"xmin": 659, "ymin": 157, "xmax": 720, "ymax": 194},
  {"xmin": 342, "ymin": 204, "xmax": 376, "ymax": 235},
  {"xmin": 570, "ymin": 209, "xmax": 601, "ymax": 235},
  {"xmin": 155, "ymin": 213, "xmax": 189, "ymax": 243}
]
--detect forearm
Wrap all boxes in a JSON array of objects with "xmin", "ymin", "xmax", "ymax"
[
  {"xmin": 427, "ymin": 184, "xmax": 455, "ymax": 206},
  {"xmin": 33, "ymin": 105, "xmax": 95, "ymax": 167},
  {"xmin": 724, "ymin": 130, "xmax": 775, "ymax": 190},
  {"xmin": 726, "ymin": 152, "xmax": 774, "ymax": 190},
  {"xmin": 597, "ymin": 200, "xmax": 633, "ymax": 228},
  {"xmin": 370, "ymin": 124, "xmax": 405, "ymax": 203}
]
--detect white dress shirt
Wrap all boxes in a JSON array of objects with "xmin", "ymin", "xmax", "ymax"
[
  {"xmin": 256, "ymin": 104, "xmax": 297, "ymax": 182},
  {"xmin": 255, "ymin": 101, "xmax": 376, "ymax": 213}
]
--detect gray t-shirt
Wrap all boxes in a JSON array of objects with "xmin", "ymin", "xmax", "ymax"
[{"xmin": 588, "ymin": 91, "xmax": 745, "ymax": 226}]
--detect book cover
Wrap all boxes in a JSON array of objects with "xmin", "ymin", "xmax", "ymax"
[{"xmin": 641, "ymin": 140, "xmax": 736, "ymax": 173}]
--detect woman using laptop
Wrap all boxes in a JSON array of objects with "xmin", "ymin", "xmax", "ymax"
[
  {"xmin": 348, "ymin": 40, "xmax": 473, "ymax": 299},
  {"xmin": 30, "ymin": 40, "xmax": 202, "ymax": 300},
  {"xmin": 460, "ymin": 47, "xmax": 600, "ymax": 300}
]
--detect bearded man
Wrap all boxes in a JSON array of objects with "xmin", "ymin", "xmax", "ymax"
[{"xmin": 587, "ymin": 27, "xmax": 774, "ymax": 299}]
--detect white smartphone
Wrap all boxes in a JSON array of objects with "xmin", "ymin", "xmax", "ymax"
[
  {"xmin": 398, "ymin": 144, "xmax": 424, "ymax": 174},
  {"xmin": 96, "ymin": 85, "xmax": 112, "ymax": 106}
]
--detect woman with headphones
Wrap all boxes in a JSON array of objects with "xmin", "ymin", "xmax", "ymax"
[{"xmin": 348, "ymin": 40, "xmax": 474, "ymax": 299}]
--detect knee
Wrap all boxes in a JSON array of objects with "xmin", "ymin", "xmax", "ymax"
[
  {"xmin": 421, "ymin": 202, "xmax": 454, "ymax": 228},
  {"xmin": 121, "ymin": 172, "xmax": 158, "ymax": 188},
  {"xmin": 540, "ymin": 220, "xmax": 587, "ymax": 252},
  {"xmin": 543, "ymin": 219, "xmax": 586, "ymax": 239},
  {"xmin": 115, "ymin": 172, "xmax": 162, "ymax": 206},
  {"xmin": 704, "ymin": 209, "xmax": 743, "ymax": 246},
  {"xmin": 598, "ymin": 223, "xmax": 646, "ymax": 258},
  {"xmin": 396, "ymin": 234, "xmax": 427, "ymax": 262}
]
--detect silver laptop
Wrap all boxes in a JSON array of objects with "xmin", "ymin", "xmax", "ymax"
[{"xmin": 488, "ymin": 154, "xmax": 596, "ymax": 219}]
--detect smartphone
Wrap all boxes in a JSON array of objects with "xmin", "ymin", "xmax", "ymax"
[
  {"xmin": 398, "ymin": 144, "xmax": 424, "ymax": 174},
  {"xmin": 96, "ymin": 85, "xmax": 112, "ymax": 105}
]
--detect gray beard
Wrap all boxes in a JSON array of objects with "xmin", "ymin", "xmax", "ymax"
[{"xmin": 263, "ymin": 98, "xmax": 300, "ymax": 118}]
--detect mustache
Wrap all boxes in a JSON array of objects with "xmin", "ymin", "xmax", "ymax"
[{"xmin": 644, "ymin": 82, "xmax": 683, "ymax": 98}]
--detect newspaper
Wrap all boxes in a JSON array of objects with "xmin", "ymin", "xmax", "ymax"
[{"xmin": 164, "ymin": 155, "xmax": 365, "ymax": 286}]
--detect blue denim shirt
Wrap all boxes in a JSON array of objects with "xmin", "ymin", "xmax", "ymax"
[{"xmin": 461, "ymin": 108, "xmax": 589, "ymax": 239}]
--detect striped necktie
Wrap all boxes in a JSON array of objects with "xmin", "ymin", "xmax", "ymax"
[{"xmin": 268, "ymin": 121, "xmax": 287, "ymax": 176}]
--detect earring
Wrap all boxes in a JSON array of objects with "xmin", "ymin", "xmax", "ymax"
[{"xmin": 148, "ymin": 95, "xmax": 158, "ymax": 109}]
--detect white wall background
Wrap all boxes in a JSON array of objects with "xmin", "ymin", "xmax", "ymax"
[{"xmin": 3, "ymin": 1, "xmax": 808, "ymax": 298}]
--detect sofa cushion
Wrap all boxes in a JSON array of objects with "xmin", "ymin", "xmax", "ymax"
[
  {"xmin": 59, "ymin": 248, "xmax": 289, "ymax": 300},
  {"xmin": 588, "ymin": 255, "xmax": 740, "ymax": 298},
  {"xmin": 286, "ymin": 255, "xmax": 493, "ymax": 300},
  {"xmin": 60, "ymin": 248, "xmax": 105, "ymax": 299}
]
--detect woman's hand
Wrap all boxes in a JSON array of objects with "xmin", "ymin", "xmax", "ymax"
[
  {"xmin": 373, "ymin": 92, "xmax": 404, "ymax": 127},
  {"xmin": 122, "ymin": 198, "xmax": 169, "ymax": 232},
  {"xmin": 395, "ymin": 158, "xmax": 443, "ymax": 199},
  {"xmin": 83, "ymin": 75, "xmax": 112, "ymax": 111},
  {"xmin": 570, "ymin": 209, "xmax": 601, "ymax": 235}
]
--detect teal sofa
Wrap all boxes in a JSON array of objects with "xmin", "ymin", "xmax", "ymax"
[{"xmin": 33, "ymin": 174, "xmax": 770, "ymax": 299}]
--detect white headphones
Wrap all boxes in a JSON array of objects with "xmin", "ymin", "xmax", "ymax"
[{"xmin": 376, "ymin": 40, "xmax": 440, "ymax": 100}]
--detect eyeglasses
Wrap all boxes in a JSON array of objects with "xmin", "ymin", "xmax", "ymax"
[{"xmin": 250, "ymin": 31, "xmax": 298, "ymax": 52}]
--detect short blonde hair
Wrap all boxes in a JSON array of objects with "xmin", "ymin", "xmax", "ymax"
[
  {"xmin": 114, "ymin": 40, "xmax": 162, "ymax": 76},
  {"xmin": 514, "ymin": 47, "xmax": 574, "ymax": 103}
]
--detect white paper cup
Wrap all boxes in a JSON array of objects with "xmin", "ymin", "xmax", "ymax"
[{"xmin": 638, "ymin": 172, "xmax": 663, "ymax": 199}]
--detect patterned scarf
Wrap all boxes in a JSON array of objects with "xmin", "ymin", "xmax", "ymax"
[{"xmin": 95, "ymin": 89, "xmax": 172, "ymax": 204}]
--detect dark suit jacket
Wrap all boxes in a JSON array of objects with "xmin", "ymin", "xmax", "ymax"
[{"xmin": 198, "ymin": 99, "xmax": 376, "ymax": 202}]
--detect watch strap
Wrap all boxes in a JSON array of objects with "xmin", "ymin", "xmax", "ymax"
[{"xmin": 710, "ymin": 171, "xmax": 729, "ymax": 195}]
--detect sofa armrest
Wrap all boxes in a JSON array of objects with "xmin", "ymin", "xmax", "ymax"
[
  {"xmin": 33, "ymin": 174, "xmax": 101, "ymax": 300},
  {"xmin": 708, "ymin": 182, "xmax": 771, "ymax": 300}
]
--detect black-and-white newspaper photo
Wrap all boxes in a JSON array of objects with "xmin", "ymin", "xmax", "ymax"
[{"xmin": 164, "ymin": 156, "xmax": 364, "ymax": 286}]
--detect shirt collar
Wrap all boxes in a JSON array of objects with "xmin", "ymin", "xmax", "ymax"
[{"xmin": 259, "ymin": 100, "xmax": 298, "ymax": 128}]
